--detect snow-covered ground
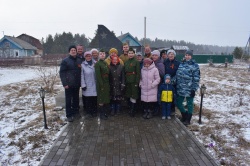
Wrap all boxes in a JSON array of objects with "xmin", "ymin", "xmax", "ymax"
[
  {"xmin": 190, "ymin": 62, "xmax": 250, "ymax": 165},
  {"xmin": 0, "ymin": 66, "xmax": 67, "ymax": 166},
  {"xmin": 0, "ymin": 62, "xmax": 249, "ymax": 166}
]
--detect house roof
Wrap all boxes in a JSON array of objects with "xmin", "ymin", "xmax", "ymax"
[
  {"xmin": 117, "ymin": 32, "xmax": 142, "ymax": 46},
  {"xmin": 17, "ymin": 34, "xmax": 43, "ymax": 50},
  {"xmin": 171, "ymin": 45, "xmax": 189, "ymax": 50},
  {"xmin": 3, "ymin": 36, "xmax": 37, "ymax": 50}
]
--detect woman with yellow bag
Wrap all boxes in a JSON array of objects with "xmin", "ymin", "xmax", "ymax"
[{"xmin": 158, "ymin": 74, "xmax": 176, "ymax": 120}]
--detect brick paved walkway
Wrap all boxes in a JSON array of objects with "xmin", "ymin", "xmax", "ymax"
[{"xmin": 40, "ymin": 112, "xmax": 218, "ymax": 166}]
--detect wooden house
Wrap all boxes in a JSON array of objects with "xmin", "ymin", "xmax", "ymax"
[
  {"xmin": 117, "ymin": 32, "xmax": 142, "ymax": 53},
  {"xmin": 0, "ymin": 36, "xmax": 37, "ymax": 58},
  {"xmin": 17, "ymin": 34, "xmax": 43, "ymax": 55}
]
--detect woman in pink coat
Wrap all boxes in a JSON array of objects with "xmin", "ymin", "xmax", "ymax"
[{"xmin": 139, "ymin": 58, "xmax": 161, "ymax": 119}]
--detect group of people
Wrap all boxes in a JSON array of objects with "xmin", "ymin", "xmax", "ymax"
[{"xmin": 59, "ymin": 43, "xmax": 200, "ymax": 126}]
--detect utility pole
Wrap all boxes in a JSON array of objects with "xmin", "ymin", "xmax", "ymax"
[
  {"xmin": 144, "ymin": 17, "xmax": 146, "ymax": 53},
  {"xmin": 241, "ymin": 34, "xmax": 250, "ymax": 60}
]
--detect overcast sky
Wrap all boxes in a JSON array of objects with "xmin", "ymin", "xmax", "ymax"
[{"xmin": 0, "ymin": 0, "xmax": 249, "ymax": 47}]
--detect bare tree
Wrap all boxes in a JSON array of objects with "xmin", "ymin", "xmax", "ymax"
[{"xmin": 36, "ymin": 65, "xmax": 59, "ymax": 92}]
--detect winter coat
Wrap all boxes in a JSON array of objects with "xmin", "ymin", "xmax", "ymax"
[
  {"xmin": 119, "ymin": 53, "xmax": 129, "ymax": 63},
  {"xmin": 109, "ymin": 63, "xmax": 125, "ymax": 98},
  {"xmin": 77, "ymin": 53, "xmax": 85, "ymax": 63},
  {"xmin": 140, "ymin": 62, "xmax": 161, "ymax": 102},
  {"xmin": 95, "ymin": 59, "xmax": 110, "ymax": 104},
  {"xmin": 164, "ymin": 58, "xmax": 180, "ymax": 84},
  {"xmin": 158, "ymin": 83, "xmax": 176, "ymax": 103},
  {"xmin": 105, "ymin": 56, "xmax": 124, "ymax": 65},
  {"xmin": 124, "ymin": 58, "xmax": 141, "ymax": 99},
  {"xmin": 59, "ymin": 55, "xmax": 81, "ymax": 88},
  {"xmin": 176, "ymin": 59, "xmax": 200, "ymax": 97},
  {"xmin": 154, "ymin": 58, "xmax": 165, "ymax": 79},
  {"xmin": 81, "ymin": 60, "xmax": 97, "ymax": 97}
]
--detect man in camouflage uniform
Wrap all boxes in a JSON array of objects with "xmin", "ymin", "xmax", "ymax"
[
  {"xmin": 124, "ymin": 48, "xmax": 141, "ymax": 117},
  {"xmin": 176, "ymin": 50, "xmax": 200, "ymax": 125}
]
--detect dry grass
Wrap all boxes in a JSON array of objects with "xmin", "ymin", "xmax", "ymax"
[{"xmin": 236, "ymin": 136, "xmax": 250, "ymax": 148}]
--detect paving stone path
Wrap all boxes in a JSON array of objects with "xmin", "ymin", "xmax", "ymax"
[{"xmin": 40, "ymin": 112, "xmax": 218, "ymax": 166}]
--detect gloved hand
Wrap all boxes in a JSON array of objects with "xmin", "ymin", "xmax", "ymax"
[
  {"xmin": 190, "ymin": 90, "xmax": 195, "ymax": 97},
  {"xmin": 171, "ymin": 79, "xmax": 176, "ymax": 85},
  {"xmin": 82, "ymin": 87, "xmax": 87, "ymax": 91}
]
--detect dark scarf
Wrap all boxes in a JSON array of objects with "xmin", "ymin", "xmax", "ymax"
[{"xmin": 87, "ymin": 60, "xmax": 93, "ymax": 66}]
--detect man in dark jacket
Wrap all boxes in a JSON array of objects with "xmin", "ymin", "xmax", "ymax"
[{"xmin": 60, "ymin": 45, "xmax": 82, "ymax": 122}]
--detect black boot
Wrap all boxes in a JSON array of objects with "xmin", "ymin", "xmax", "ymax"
[
  {"xmin": 147, "ymin": 110, "xmax": 153, "ymax": 119},
  {"xmin": 110, "ymin": 104, "xmax": 115, "ymax": 116},
  {"xmin": 99, "ymin": 106, "xmax": 108, "ymax": 120},
  {"xmin": 183, "ymin": 113, "xmax": 192, "ymax": 126},
  {"xmin": 104, "ymin": 105, "xmax": 109, "ymax": 118},
  {"xmin": 180, "ymin": 112, "xmax": 187, "ymax": 122},
  {"xmin": 142, "ymin": 110, "xmax": 148, "ymax": 119},
  {"xmin": 129, "ymin": 103, "xmax": 135, "ymax": 117},
  {"xmin": 116, "ymin": 103, "xmax": 121, "ymax": 115}
]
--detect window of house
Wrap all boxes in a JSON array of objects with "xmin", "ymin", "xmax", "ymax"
[
  {"xmin": 126, "ymin": 40, "xmax": 130, "ymax": 46},
  {"xmin": 14, "ymin": 50, "xmax": 19, "ymax": 57},
  {"xmin": 5, "ymin": 42, "xmax": 10, "ymax": 48}
]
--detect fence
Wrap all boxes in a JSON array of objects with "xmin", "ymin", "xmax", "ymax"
[{"xmin": 0, "ymin": 54, "xmax": 67, "ymax": 66}]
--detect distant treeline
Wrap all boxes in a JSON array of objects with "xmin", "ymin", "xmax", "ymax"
[{"xmin": 41, "ymin": 32, "xmax": 235, "ymax": 55}]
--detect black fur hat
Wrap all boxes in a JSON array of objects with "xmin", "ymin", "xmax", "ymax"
[{"xmin": 68, "ymin": 45, "xmax": 77, "ymax": 52}]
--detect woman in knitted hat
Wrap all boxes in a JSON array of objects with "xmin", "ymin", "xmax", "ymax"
[
  {"xmin": 164, "ymin": 49, "xmax": 180, "ymax": 116},
  {"xmin": 91, "ymin": 48, "xmax": 99, "ymax": 62},
  {"xmin": 109, "ymin": 55, "xmax": 125, "ymax": 116},
  {"xmin": 81, "ymin": 51, "xmax": 97, "ymax": 118},
  {"xmin": 105, "ymin": 48, "xmax": 124, "ymax": 65},
  {"xmin": 151, "ymin": 50, "xmax": 165, "ymax": 116},
  {"xmin": 140, "ymin": 58, "xmax": 161, "ymax": 119},
  {"xmin": 136, "ymin": 52, "xmax": 144, "ymax": 69}
]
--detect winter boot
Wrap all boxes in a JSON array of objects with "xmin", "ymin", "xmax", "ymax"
[
  {"xmin": 104, "ymin": 105, "xmax": 109, "ymax": 118},
  {"xmin": 146, "ymin": 110, "xmax": 153, "ymax": 119},
  {"xmin": 116, "ymin": 103, "xmax": 121, "ymax": 115},
  {"xmin": 99, "ymin": 106, "xmax": 108, "ymax": 120},
  {"xmin": 110, "ymin": 104, "xmax": 115, "ymax": 116},
  {"xmin": 129, "ymin": 103, "xmax": 136, "ymax": 117},
  {"xmin": 180, "ymin": 112, "xmax": 187, "ymax": 122},
  {"xmin": 142, "ymin": 110, "xmax": 148, "ymax": 119},
  {"xmin": 183, "ymin": 113, "xmax": 192, "ymax": 126}
]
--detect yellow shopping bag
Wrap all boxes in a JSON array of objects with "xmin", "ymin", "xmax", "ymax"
[{"xmin": 161, "ymin": 91, "xmax": 173, "ymax": 102}]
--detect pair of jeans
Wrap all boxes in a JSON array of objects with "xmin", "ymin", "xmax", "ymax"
[{"xmin": 65, "ymin": 87, "xmax": 80, "ymax": 117}]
